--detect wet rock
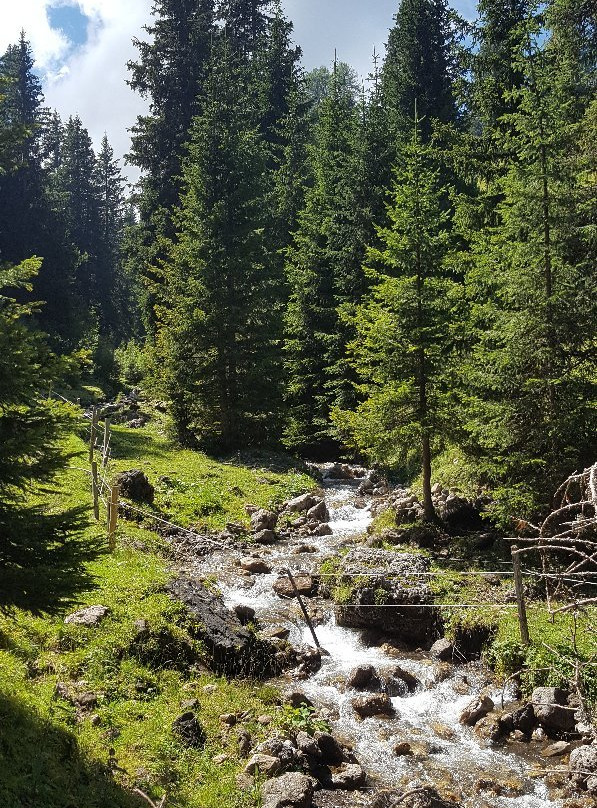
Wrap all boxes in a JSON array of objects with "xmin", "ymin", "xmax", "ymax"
[
  {"xmin": 241, "ymin": 557, "xmax": 272, "ymax": 574},
  {"xmin": 460, "ymin": 694, "xmax": 494, "ymax": 726},
  {"xmin": 334, "ymin": 550, "xmax": 438, "ymax": 644},
  {"xmin": 116, "ymin": 469, "xmax": 155, "ymax": 504},
  {"xmin": 234, "ymin": 604, "xmax": 256, "ymax": 625},
  {"xmin": 314, "ymin": 524, "xmax": 333, "ymax": 536},
  {"xmin": 251, "ymin": 509, "xmax": 278, "ymax": 532},
  {"xmin": 307, "ymin": 500, "xmax": 329, "ymax": 523},
  {"xmin": 430, "ymin": 722, "xmax": 456, "ymax": 741},
  {"xmin": 502, "ymin": 702, "xmax": 536, "ymax": 735},
  {"xmin": 274, "ymin": 574, "xmax": 316, "ymax": 599},
  {"xmin": 254, "ymin": 529, "xmax": 278, "ymax": 545},
  {"xmin": 569, "ymin": 745, "xmax": 597, "ymax": 792},
  {"xmin": 286, "ymin": 493, "xmax": 320, "ymax": 514},
  {"xmin": 352, "ymin": 693, "xmax": 395, "ymax": 718},
  {"xmin": 385, "ymin": 665, "xmax": 419, "ymax": 694},
  {"xmin": 430, "ymin": 638, "xmax": 453, "ymax": 662},
  {"xmin": 474, "ymin": 713, "xmax": 503, "ymax": 744},
  {"xmin": 393, "ymin": 741, "xmax": 413, "ymax": 756},
  {"xmin": 475, "ymin": 777, "xmax": 525, "ymax": 797},
  {"xmin": 65, "ymin": 605, "xmax": 109, "ymax": 627},
  {"xmin": 245, "ymin": 754, "xmax": 281, "ymax": 777},
  {"xmin": 532, "ymin": 687, "xmax": 576, "ymax": 734},
  {"xmin": 316, "ymin": 733, "xmax": 345, "ymax": 766},
  {"xmin": 532, "ymin": 727, "xmax": 547, "ymax": 742},
  {"xmin": 346, "ymin": 665, "xmax": 382, "ymax": 692},
  {"xmin": 376, "ymin": 786, "xmax": 458, "ymax": 808},
  {"xmin": 262, "ymin": 772, "xmax": 314, "ymax": 808},
  {"xmin": 264, "ymin": 627, "xmax": 291, "ymax": 641},
  {"xmin": 295, "ymin": 648, "xmax": 322, "ymax": 677},
  {"xmin": 172, "ymin": 712, "xmax": 206, "ymax": 748},
  {"xmin": 542, "ymin": 741, "xmax": 572, "ymax": 757},
  {"xmin": 331, "ymin": 764, "xmax": 366, "ymax": 790}
]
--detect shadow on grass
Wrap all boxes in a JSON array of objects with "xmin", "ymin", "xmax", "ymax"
[
  {"xmin": 109, "ymin": 426, "xmax": 170, "ymax": 463},
  {"xmin": 0, "ymin": 692, "xmax": 144, "ymax": 808},
  {"xmin": 0, "ymin": 505, "xmax": 103, "ymax": 615}
]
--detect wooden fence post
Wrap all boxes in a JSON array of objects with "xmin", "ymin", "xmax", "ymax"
[
  {"xmin": 89, "ymin": 406, "xmax": 98, "ymax": 463},
  {"xmin": 108, "ymin": 485, "xmax": 119, "ymax": 551},
  {"xmin": 102, "ymin": 416, "xmax": 112, "ymax": 467},
  {"xmin": 91, "ymin": 460, "xmax": 100, "ymax": 521},
  {"xmin": 512, "ymin": 545, "xmax": 530, "ymax": 646}
]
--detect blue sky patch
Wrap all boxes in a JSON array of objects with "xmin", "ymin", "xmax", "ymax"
[{"xmin": 47, "ymin": 3, "xmax": 90, "ymax": 49}]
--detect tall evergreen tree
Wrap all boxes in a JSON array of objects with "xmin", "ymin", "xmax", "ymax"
[
  {"xmin": 382, "ymin": 0, "xmax": 459, "ymax": 144},
  {"xmin": 284, "ymin": 62, "xmax": 367, "ymax": 454},
  {"xmin": 334, "ymin": 113, "xmax": 459, "ymax": 519},
  {"xmin": 157, "ymin": 44, "xmax": 283, "ymax": 449},
  {"xmin": 459, "ymin": 21, "xmax": 597, "ymax": 517}
]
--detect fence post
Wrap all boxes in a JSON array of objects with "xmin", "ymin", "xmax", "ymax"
[
  {"xmin": 91, "ymin": 460, "xmax": 100, "ymax": 521},
  {"xmin": 89, "ymin": 406, "xmax": 98, "ymax": 463},
  {"xmin": 108, "ymin": 484, "xmax": 119, "ymax": 551},
  {"xmin": 512, "ymin": 544, "xmax": 530, "ymax": 646},
  {"xmin": 284, "ymin": 569, "xmax": 323, "ymax": 652},
  {"xmin": 102, "ymin": 416, "xmax": 112, "ymax": 467}
]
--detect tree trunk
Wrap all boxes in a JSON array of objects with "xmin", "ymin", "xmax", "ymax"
[{"xmin": 421, "ymin": 431, "xmax": 434, "ymax": 522}]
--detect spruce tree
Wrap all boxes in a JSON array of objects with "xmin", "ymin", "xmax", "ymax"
[
  {"xmin": 460, "ymin": 20, "xmax": 597, "ymax": 517},
  {"xmin": 382, "ymin": 0, "xmax": 459, "ymax": 144},
  {"xmin": 157, "ymin": 44, "xmax": 283, "ymax": 449},
  {"xmin": 284, "ymin": 62, "xmax": 367, "ymax": 455},
  {"xmin": 334, "ymin": 113, "xmax": 459, "ymax": 519}
]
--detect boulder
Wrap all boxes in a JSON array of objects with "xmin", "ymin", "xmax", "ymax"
[
  {"xmin": 346, "ymin": 665, "xmax": 382, "ymax": 692},
  {"xmin": 296, "ymin": 731, "xmax": 321, "ymax": 759},
  {"xmin": 474, "ymin": 714, "xmax": 503, "ymax": 744},
  {"xmin": 333, "ymin": 550, "xmax": 438, "ymax": 644},
  {"xmin": 255, "ymin": 736, "xmax": 297, "ymax": 770},
  {"xmin": 373, "ymin": 787, "xmax": 458, "ymax": 808},
  {"xmin": 316, "ymin": 732, "xmax": 345, "ymax": 766},
  {"xmin": 287, "ymin": 691, "xmax": 314, "ymax": 710},
  {"xmin": 254, "ymin": 529, "xmax": 278, "ymax": 545},
  {"xmin": 387, "ymin": 665, "xmax": 419, "ymax": 693},
  {"xmin": 172, "ymin": 712, "xmax": 206, "ymax": 748},
  {"xmin": 541, "ymin": 741, "xmax": 572, "ymax": 757},
  {"xmin": 460, "ymin": 694, "xmax": 495, "ymax": 726},
  {"xmin": 430, "ymin": 638, "xmax": 453, "ymax": 662},
  {"xmin": 286, "ymin": 493, "xmax": 320, "ymax": 514},
  {"xmin": 306, "ymin": 500, "xmax": 329, "ymax": 523},
  {"xmin": 352, "ymin": 693, "xmax": 395, "ymax": 718},
  {"xmin": 245, "ymin": 754, "xmax": 281, "ymax": 777},
  {"xmin": 168, "ymin": 576, "xmax": 278, "ymax": 677},
  {"xmin": 274, "ymin": 574, "xmax": 316, "ymax": 599},
  {"xmin": 251, "ymin": 509, "xmax": 278, "ymax": 532},
  {"xmin": 241, "ymin": 557, "xmax": 272, "ymax": 574},
  {"xmin": 331, "ymin": 764, "xmax": 366, "ymax": 790},
  {"xmin": 64, "ymin": 605, "xmax": 109, "ymax": 627},
  {"xmin": 532, "ymin": 687, "xmax": 576, "ymax": 734},
  {"xmin": 262, "ymin": 772, "xmax": 314, "ymax": 808},
  {"xmin": 569, "ymin": 745, "xmax": 597, "ymax": 792},
  {"xmin": 234, "ymin": 604, "xmax": 256, "ymax": 625},
  {"xmin": 115, "ymin": 469, "xmax": 154, "ymax": 504},
  {"xmin": 314, "ymin": 524, "xmax": 333, "ymax": 537},
  {"xmin": 438, "ymin": 495, "xmax": 484, "ymax": 531},
  {"xmin": 500, "ymin": 703, "xmax": 536, "ymax": 736}
]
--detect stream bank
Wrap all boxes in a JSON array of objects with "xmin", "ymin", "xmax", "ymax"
[{"xmin": 170, "ymin": 465, "xmax": 595, "ymax": 808}]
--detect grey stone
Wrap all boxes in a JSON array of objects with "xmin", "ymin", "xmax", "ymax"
[
  {"xmin": 172, "ymin": 712, "xmax": 206, "ymax": 748},
  {"xmin": 262, "ymin": 772, "xmax": 314, "ymax": 808},
  {"xmin": 286, "ymin": 493, "xmax": 319, "ymax": 513},
  {"xmin": 251, "ymin": 509, "xmax": 278, "ymax": 532},
  {"xmin": 254, "ymin": 529, "xmax": 278, "ymax": 545},
  {"xmin": 241, "ymin": 557, "xmax": 272, "ymax": 574},
  {"xmin": 315, "ymin": 732, "xmax": 344, "ymax": 766},
  {"xmin": 541, "ymin": 741, "xmax": 572, "ymax": 757},
  {"xmin": 273, "ymin": 574, "xmax": 316, "ymax": 599},
  {"xmin": 346, "ymin": 665, "xmax": 381, "ymax": 691},
  {"xmin": 352, "ymin": 693, "xmax": 395, "ymax": 718},
  {"xmin": 569, "ymin": 745, "xmax": 597, "ymax": 790},
  {"xmin": 532, "ymin": 687, "xmax": 576, "ymax": 733},
  {"xmin": 331, "ymin": 764, "xmax": 366, "ymax": 790},
  {"xmin": 65, "ymin": 605, "xmax": 109, "ymax": 627},
  {"xmin": 430, "ymin": 638, "xmax": 453, "ymax": 661},
  {"xmin": 296, "ymin": 731, "xmax": 321, "ymax": 759},
  {"xmin": 459, "ymin": 694, "xmax": 494, "ymax": 726},
  {"xmin": 306, "ymin": 500, "xmax": 329, "ymax": 523},
  {"xmin": 245, "ymin": 754, "xmax": 281, "ymax": 777}
]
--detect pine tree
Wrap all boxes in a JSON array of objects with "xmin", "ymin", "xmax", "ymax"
[
  {"xmin": 382, "ymin": 0, "xmax": 459, "ymax": 144},
  {"xmin": 157, "ymin": 44, "xmax": 283, "ymax": 449},
  {"xmin": 460, "ymin": 20, "xmax": 597, "ymax": 518},
  {"xmin": 284, "ymin": 62, "xmax": 367, "ymax": 455},
  {"xmin": 334, "ymin": 112, "xmax": 459, "ymax": 519}
]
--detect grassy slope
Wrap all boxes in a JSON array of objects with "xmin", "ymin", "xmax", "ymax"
[{"xmin": 0, "ymin": 420, "xmax": 311, "ymax": 808}]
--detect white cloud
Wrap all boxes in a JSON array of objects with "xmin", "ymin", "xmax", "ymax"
[{"xmin": 0, "ymin": 1, "xmax": 150, "ymax": 182}]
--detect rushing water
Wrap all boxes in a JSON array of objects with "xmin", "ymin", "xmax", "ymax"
[{"xmin": 213, "ymin": 475, "xmax": 561, "ymax": 807}]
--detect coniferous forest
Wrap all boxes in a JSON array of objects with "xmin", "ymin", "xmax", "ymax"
[{"xmin": 0, "ymin": 2, "xmax": 596, "ymax": 806}]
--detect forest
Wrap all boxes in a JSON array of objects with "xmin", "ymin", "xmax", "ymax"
[{"xmin": 0, "ymin": 1, "xmax": 596, "ymax": 807}]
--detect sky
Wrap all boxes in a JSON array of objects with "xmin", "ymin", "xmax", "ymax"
[{"xmin": 0, "ymin": 0, "xmax": 477, "ymax": 182}]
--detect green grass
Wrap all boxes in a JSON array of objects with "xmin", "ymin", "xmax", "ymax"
[{"xmin": 0, "ymin": 419, "xmax": 313, "ymax": 808}]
